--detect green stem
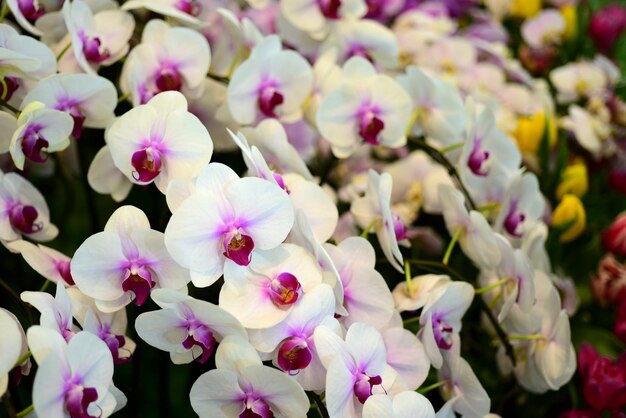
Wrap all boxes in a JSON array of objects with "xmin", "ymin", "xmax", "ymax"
[
  {"xmin": 418, "ymin": 380, "xmax": 446, "ymax": 395},
  {"xmin": 309, "ymin": 392, "xmax": 329, "ymax": 418},
  {"xmin": 403, "ymin": 316, "xmax": 421, "ymax": 325},
  {"xmin": 56, "ymin": 42, "xmax": 72, "ymax": 61},
  {"xmin": 442, "ymin": 227, "xmax": 462, "ymax": 265},
  {"xmin": 0, "ymin": 78, "xmax": 8, "ymax": 101},
  {"xmin": 360, "ymin": 217, "xmax": 379, "ymax": 238},
  {"xmin": 0, "ymin": 1, "xmax": 8, "ymax": 23},
  {"xmin": 0, "ymin": 277, "xmax": 33, "ymax": 324},
  {"xmin": 404, "ymin": 260, "xmax": 413, "ymax": 296},
  {"xmin": 508, "ymin": 334, "xmax": 545, "ymax": 341},
  {"xmin": 475, "ymin": 277, "xmax": 511, "ymax": 295},
  {"xmin": 14, "ymin": 351, "xmax": 31, "ymax": 368},
  {"xmin": 39, "ymin": 279, "xmax": 50, "ymax": 292},
  {"xmin": 0, "ymin": 98, "xmax": 19, "ymax": 114},
  {"xmin": 117, "ymin": 92, "xmax": 130, "ymax": 104},
  {"xmin": 440, "ymin": 141, "xmax": 464, "ymax": 153},
  {"xmin": 16, "ymin": 404, "xmax": 33, "ymax": 418}
]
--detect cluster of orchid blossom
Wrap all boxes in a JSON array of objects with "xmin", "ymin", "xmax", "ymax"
[{"xmin": 1, "ymin": 0, "xmax": 624, "ymax": 417}]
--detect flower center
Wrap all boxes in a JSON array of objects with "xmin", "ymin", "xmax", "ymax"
[
  {"xmin": 17, "ymin": 0, "xmax": 45, "ymax": 22},
  {"xmin": 358, "ymin": 109, "xmax": 384, "ymax": 145},
  {"xmin": 99, "ymin": 325, "xmax": 129, "ymax": 365},
  {"xmin": 353, "ymin": 372, "xmax": 383, "ymax": 404},
  {"xmin": 64, "ymin": 382, "xmax": 99, "ymax": 418},
  {"xmin": 277, "ymin": 337, "xmax": 312, "ymax": 373},
  {"xmin": 80, "ymin": 33, "xmax": 111, "ymax": 64},
  {"xmin": 182, "ymin": 318, "xmax": 216, "ymax": 364},
  {"xmin": 131, "ymin": 147, "xmax": 162, "ymax": 183},
  {"xmin": 155, "ymin": 67, "xmax": 183, "ymax": 93},
  {"xmin": 175, "ymin": 0, "xmax": 203, "ymax": 16},
  {"xmin": 240, "ymin": 394, "xmax": 273, "ymax": 418},
  {"xmin": 21, "ymin": 124, "xmax": 49, "ymax": 164},
  {"xmin": 468, "ymin": 138, "xmax": 490, "ymax": 177},
  {"xmin": 258, "ymin": 83, "xmax": 284, "ymax": 118},
  {"xmin": 1, "ymin": 77, "xmax": 19, "ymax": 101},
  {"xmin": 56, "ymin": 259, "xmax": 75, "ymax": 286},
  {"xmin": 503, "ymin": 202, "xmax": 526, "ymax": 238},
  {"xmin": 9, "ymin": 204, "xmax": 42, "ymax": 234},
  {"xmin": 268, "ymin": 272, "xmax": 302, "ymax": 306},
  {"xmin": 433, "ymin": 314, "xmax": 454, "ymax": 350},
  {"xmin": 392, "ymin": 213, "xmax": 407, "ymax": 241},
  {"xmin": 223, "ymin": 231, "xmax": 255, "ymax": 266},
  {"xmin": 318, "ymin": 0, "xmax": 341, "ymax": 19},
  {"xmin": 122, "ymin": 265, "xmax": 155, "ymax": 306}
]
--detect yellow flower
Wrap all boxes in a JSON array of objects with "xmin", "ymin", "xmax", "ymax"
[
  {"xmin": 512, "ymin": 111, "xmax": 556, "ymax": 155},
  {"xmin": 556, "ymin": 161, "xmax": 588, "ymax": 200},
  {"xmin": 551, "ymin": 194, "xmax": 586, "ymax": 243},
  {"xmin": 510, "ymin": 0, "xmax": 541, "ymax": 19},
  {"xmin": 560, "ymin": 5, "xmax": 577, "ymax": 40}
]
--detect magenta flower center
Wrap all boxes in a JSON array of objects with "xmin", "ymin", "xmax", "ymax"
[
  {"xmin": 80, "ymin": 33, "xmax": 111, "ymax": 64},
  {"xmin": 155, "ymin": 67, "xmax": 183, "ymax": 93},
  {"xmin": 17, "ymin": 0, "xmax": 45, "ymax": 22},
  {"xmin": 56, "ymin": 259, "xmax": 75, "ymax": 286},
  {"xmin": 182, "ymin": 318, "xmax": 216, "ymax": 364},
  {"xmin": 1, "ymin": 77, "xmax": 19, "ymax": 101},
  {"xmin": 21, "ymin": 124, "xmax": 49, "ymax": 164},
  {"xmin": 467, "ymin": 138, "xmax": 490, "ymax": 177},
  {"xmin": 392, "ymin": 213, "xmax": 407, "ymax": 241},
  {"xmin": 258, "ymin": 83, "xmax": 284, "ymax": 118},
  {"xmin": 98, "ymin": 324, "xmax": 129, "ymax": 365},
  {"xmin": 433, "ymin": 314, "xmax": 454, "ymax": 350},
  {"xmin": 131, "ymin": 147, "xmax": 162, "ymax": 183},
  {"xmin": 9, "ymin": 204, "xmax": 42, "ymax": 234},
  {"xmin": 122, "ymin": 265, "xmax": 155, "ymax": 306},
  {"xmin": 240, "ymin": 394, "xmax": 272, "ymax": 418},
  {"xmin": 223, "ymin": 232, "xmax": 255, "ymax": 266},
  {"xmin": 175, "ymin": 0, "xmax": 203, "ymax": 16},
  {"xmin": 503, "ymin": 202, "xmax": 526, "ymax": 238},
  {"xmin": 268, "ymin": 272, "xmax": 302, "ymax": 306},
  {"xmin": 277, "ymin": 336, "xmax": 312, "ymax": 373},
  {"xmin": 64, "ymin": 381, "xmax": 99, "ymax": 418},
  {"xmin": 353, "ymin": 372, "xmax": 383, "ymax": 404},
  {"xmin": 318, "ymin": 0, "xmax": 341, "ymax": 19},
  {"xmin": 358, "ymin": 109, "xmax": 384, "ymax": 145}
]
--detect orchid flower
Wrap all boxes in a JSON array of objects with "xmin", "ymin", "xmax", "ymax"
[
  {"xmin": 122, "ymin": 0, "xmax": 213, "ymax": 27},
  {"xmin": 248, "ymin": 283, "xmax": 339, "ymax": 391},
  {"xmin": 227, "ymin": 35, "xmax": 313, "ymax": 125},
  {"xmin": 0, "ymin": 101, "xmax": 72, "ymax": 170},
  {"xmin": 71, "ymin": 205, "xmax": 190, "ymax": 312},
  {"xmin": 281, "ymin": 0, "xmax": 367, "ymax": 40},
  {"xmin": 27, "ymin": 327, "xmax": 125, "ymax": 418},
  {"xmin": 189, "ymin": 335, "xmax": 309, "ymax": 418},
  {"xmin": 87, "ymin": 145, "xmax": 133, "ymax": 202},
  {"xmin": 419, "ymin": 281, "xmax": 474, "ymax": 369},
  {"xmin": 21, "ymin": 73, "xmax": 117, "ymax": 138},
  {"xmin": 67, "ymin": 287, "xmax": 135, "ymax": 365},
  {"xmin": 439, "ymin": 184, "xmax": 501, "ymax": 269},
  {"xmin": 135, "ymin": 288, "xmax": 246, "ymax": 364},
  {"xmin": 324, "ymin": 236, "xmax": 395, "ymax": 329},
  {"xmin": 316, "ymin": 56, "xmax": 412, "ymax": 157},
  {"xmin": 220, "ymin": 243, "xmax": 325, "ymax": 329},
  {"xmin": 62, "ymin": 0, "xmax": 135, "ymax": 74},
  {"xmin": 120, "ymin": 19, "xmax": 211, "ymax": 106},
  {"xmin": 6, "ymin": 0, "xmax": 62, "ymax": 36},
  {"xmin": 0, "ymin": 307, "xmax": 28, "ymax": 397},
  {"xmin": 106, "ymin": 91, "xmax": 214, "ymax": 194},
  {"xmin": 397, "ymin": 66, "xmax": 466, "ymax": 147},
  {"xmin": 437, "ymin": 353, "xmax": 491, "ymax": 418},
  {"xmin": 314, "ymin": 322, "xmax": 397, "ymax": 417},
  {"xmin": 392, "ymin": 274, "xmax": 451, "ymax": 313},
  {"xmin": 351, "ymin": 169, "xmax": 406, "ymax": 272},
  {"xmin": 0, "ymin": 170, "xmax": 58, "ymax": 244},
  {"xmin": 21, "ymin": 282, "xmax": 78, "ymax": 341},
  {"xmin": 164, "ymin": 163, "xmax": 294, "ymax": 287}
]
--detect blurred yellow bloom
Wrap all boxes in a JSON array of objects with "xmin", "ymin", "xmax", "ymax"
[
  {"xmin": 510, "ymin": 0, "xmax": 541, "ymax": 18},
  {"xmin": 556, "ymin": 161, "xmax": 588, "ymax": 200},
  {"xmin": 552, "ymin": 194, "xmax": 586, "ymax": 243},
  {"xmin": 560, "ymin": 5, "xmax": 577, "ymax": 40},
  {"xmin": 512, "ymin": 111, "xmax": 556, "ymax": 154}
]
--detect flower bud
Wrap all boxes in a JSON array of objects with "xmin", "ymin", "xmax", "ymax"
[
  {"xmin": 603, "ymin": 212, "xmax": 626, "ymax": 257},
  {"xmin": 589, "ymin": 4, "xmax": 626, "ymax": 53},
  {"xmin": 551, "ymin": 194, "xmax": 586, "ymax": 243},
  {"xmin": 591, "ymin": 254, "xmax": 626, "ymax": 306},
  {"xmin": 511, "ymin": 111, "xmax": 557, "ymax": 155},
  {"xmin": 556, "ymin": 161, "xmax": 588, "ymax": 200}
]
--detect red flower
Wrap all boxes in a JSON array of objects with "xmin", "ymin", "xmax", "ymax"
[
  {"xmin": 591, "ymin": 254, "xmax": 626, "ymax": 306},
  {"xmin": 604, "ymin": 213, "xmax": 626, "ymax": 258},
  {"xmin": 589, "ymin": 4, "xmax": 626, "ymax": 54},
  {"xmin": 578, "ymin": 343, "xmax": 626, "ymax": 412}
]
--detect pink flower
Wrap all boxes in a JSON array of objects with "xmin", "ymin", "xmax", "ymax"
[
  {"xmin": 591, "ymin": 254, "xmax": 626, "ymax": 306},
  {"xmin": 603, "ymin": 213, "xmax": 626, "ymax": 258},
  {"xmin": 589, "ymin": 4, "xmax": 626, "ymax": 54},
  {"xmin": 578, "ymin": 342, "xmax": 626, "ymax": 412}
]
